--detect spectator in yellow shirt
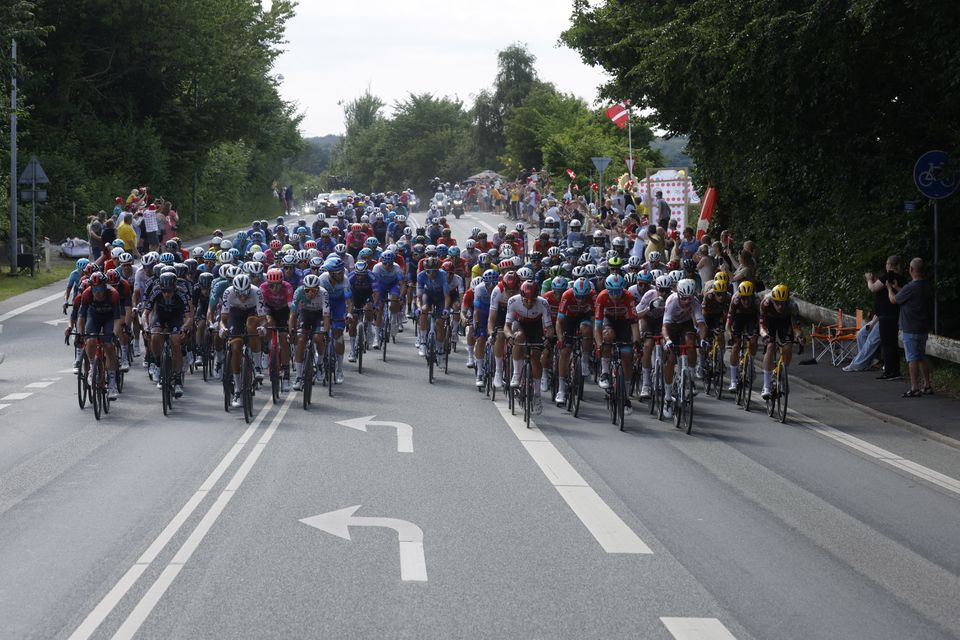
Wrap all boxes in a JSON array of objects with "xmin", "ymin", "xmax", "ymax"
[{"xmin": 116, "ymin": 212, "xmax": 140, "ymax": 257}]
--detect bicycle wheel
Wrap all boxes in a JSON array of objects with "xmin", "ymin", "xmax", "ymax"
[
  {"xmin": 161, "ymin": 353, "xmax": 172, "ymax": 416},
  {"xmin": 523, "ymin": 364, "xmax": 532, "ymax": 429},
  {"xmin": 573, "ymin": 360, "xmax": 584, "ymax": 418},
  {"xmin": 744, "ymin": 356, "xmax": 754, "ymax": 412},
  {"xmin": 223, "ymin": 363, "xmax": 233, "ymax": 412},
  {"xmin": 270, "ymin": 345, "xmax": 281, "ymax": 404},
  {"xmin": 91, "ymin": 359, "xmax": 102, "ymax": 421},
  {"xmin": 242, "ymin": 353, "xmax": 254, "ymax": 423},
  {"xmin": 684, "ymin": 374, "xmax": 695, "ymax": 434},
  {"xmin": 654, "ymin": 363, "xmax": 665, "ymax": 421},
  {"xmin": 427, "ymin": 334, "xmax": 435, "ymax": 384},
  {"xmin": 507, "ymin": 357, "xmax": 516, "ymax": 415},
  {"xmin": 302, "ymin": 347, "xmax": 314, "ymax": 410},
  {"xmin": 617, "ymin": 369, "xmax": 627, "ymax": 431},
  {"xmin": 673, "ymin": 377, "xmax": 683, "ymax": 430},
  {"xmin": 327, "ymin": 345, "xmax": 335, "ymax": 397},
  {"xmin": 713, "ymin": 343, "xmax": 724, "ymax": 400},
  {"xmin": 201, "ymin": 334, "xmax": 211, "ymax": 382},
  {"xmin": 357, "ymin": 327, "xmax": 365, "ymax": 375},
  {"xmin": 382, "ymin": 317, "xmax": 389, "ymax": 362},
  {"xmin": 77, "ymin": 353, "xmax": 90, "ymax": 409},
  {"xmin": 776, "ymin": 364, "xmax": 789, "ymax": 423}
]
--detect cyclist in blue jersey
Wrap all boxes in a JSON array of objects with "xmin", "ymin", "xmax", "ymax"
[
  {"xmin": 470, "ymin": 269, "xmax": 498, "ymax": 386},
  {"xmin": 372, "ymin": 250, "xmax": 406, "ymax": 344},
  {"xmin": 347, "ymin": 261, "xmax": 378, "ymax": 361},
  {"xmin": 415, "ymin": 256, "xmax": 451, "ymax": 357},
  {"xmin": 318, "ymin": 257, "xmax": 352, "ymax": 384}
]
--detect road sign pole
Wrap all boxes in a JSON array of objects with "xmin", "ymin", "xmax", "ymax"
[
  {"xmin": 9, "ymin": 38, "xmax": 17, "ymax": 275},
  {"xmin": 31, "ymin": 164, "xmax": 36, "ymax": 277},
  {"xmin": 933, "ymin": 199, "xmax": 939, "ymax": 335}
]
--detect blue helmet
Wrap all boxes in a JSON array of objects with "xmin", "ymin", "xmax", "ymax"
[
  {"xmin": 358, "ymin": 247, "xmax": 373, "ymax": 260},
  {"xmin": 364, "ymin": 237, "xmax": 378, "ymax": 248},
  {"xmin": 638, "ymin": 271, "xmax": 653, "ymax": 284},
  {"xmin": 551, "ymin": 276, "xmax": 568, "ymax": 291},
  {"xmin": 605, "ymin": 273, "xmax": 625, "ymax": 293},
  {"xmin": 76, "ymin": 258, "xmax": 90, "ymax": 271},
  {"xmin": 380, "ymin": 250, "xmax": 395, "ymax": 264},
  {"xmin": 572, "ymin": 277, "xmax": 591, "ymax": 297},
  {"xmin": 203, "ymin": 250, "xmax": 217, "ymax": 261},
  {"xmin": 447, "ymin": 246, "xmax": 461, "ymax": 258},
  {"xmin": 324, "ymin": 257, "xmax": 344, "ymax": 273},
  {"xmin": 482, "ymin": 269, "xmax": 499, "ymax": 285},
  {"xmin": 159, "ymin": 252, "xmax": 175, "ymax": 264},
  {"xmin": 228, "ymin": 247, "xmax": 241, "ymax": 260},
  {"xmin": 436, "ymin": 245, "xmax": 449, "ymax": 258}
]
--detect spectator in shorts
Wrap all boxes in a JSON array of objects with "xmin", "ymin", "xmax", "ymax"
[{"xmin": 888, "ymin": 257, "xmax": 935, "ymax": 397}]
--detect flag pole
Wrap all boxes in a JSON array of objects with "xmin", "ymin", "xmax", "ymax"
[{"xmin": 627, "ymin": 105, "xmax": 633, "ymax": 182}]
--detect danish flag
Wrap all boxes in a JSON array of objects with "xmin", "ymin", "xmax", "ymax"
[
  {"xmin": 566, "ymin": 169, "xmax": 577, "ymax": 180},
  {"xmin": 605, "ymin": 102, "xmax": 629, "ymax": 129}
]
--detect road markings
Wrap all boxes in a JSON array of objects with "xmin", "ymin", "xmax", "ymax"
[
  {"xmin": 0, "ymin": 403, "xmax": 9, "ymax": 411},
  {"xmin": 0, "ymin": 291, "xmax": 63, "ymax": 325},
  {"xmin": 300, "ymin": 505, "xmax": 428, "ymax": 582},
  {"xmin": 25, "ymin": 378, "xmax": 60, "ymax": 388},
  {"xmin": 661, "ymin": 617, "xmax": 737, "ymax": 640},
  {"xmin": 1, "ymin": 392, "xmax": 32, "ymax": 401},
  {"xmin": 67, "ymin": 399, "xmax": 277, "ymax": 640},
  {"xmin": 494, "ymin": 403, "xmax": 652, "ymax": 554},
  {"xmin": 336, "ymin": 415, "xmax": 414, "ymax": 453},
  {"xmin": 108, "ymin": 393, "xmax": 296, "ymax": 640},
  {"xmin": 43, "ymin": 318, "xmax": 70, "ymax": 326},
  {"xmin": 791, "ymin": 410, "xmax": 960, "ymax": 497}
]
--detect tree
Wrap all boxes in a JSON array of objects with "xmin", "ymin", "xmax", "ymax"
[{"xmin": 563, "ymin": 0, "xmax": 960, "ymax": 335}]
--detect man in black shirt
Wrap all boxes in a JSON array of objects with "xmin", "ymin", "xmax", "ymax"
[{"xmin": 866, "ymin": 255, "xmax": 907, "ymax": 379}]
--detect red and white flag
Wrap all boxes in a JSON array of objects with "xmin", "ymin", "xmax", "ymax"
[
  {"xmin": 605, "ymin": 102, "xmax": 629, "ymax": 129},
  {"xmin": 566, "ymin": 169, "xmax": 577, "ymax": 180}
]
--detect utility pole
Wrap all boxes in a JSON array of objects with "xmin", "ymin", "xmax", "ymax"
[{"xmin": 9, "ymin": 38, "xmax": 18, "ymax": 275}]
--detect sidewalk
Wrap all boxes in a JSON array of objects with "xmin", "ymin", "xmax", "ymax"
[{"xmin": 793, "ymin": 362, "xmax": 960, "ymax": 443}]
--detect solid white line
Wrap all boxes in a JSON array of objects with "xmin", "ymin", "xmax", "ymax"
[
  {"xmin": 67, "ymin": 564, "xmax": 149, "ymax": 640},
  {"xmin": 494, "ymin": 401, "xmax": 651, "ymax": 554},
  {"xmin": 67, "ymin": 400, "xmax": 275, "ymax": 640},
  {"xmin": 0, "ymin": 291, "xmax": 63, "ymax": 323},
  {"xmin": 660, "ymin": 617, "xmax": 738, "ymax": 640},
  {"xmin": 1, "ymin": 392, "xmax": 32, "ymax": 401},
  {"xmin": 110, "ymin": 393, "xmax": 295, "ymax": 638},
  {"xmin": 25, "ymin": 381, "xmax": 56, "ymax": 389},
  {"xmin": 557, "ymin": 486, "xmax": 653, "ymax": 554},
  {"xmin": 58, "ymin": 368, "xmax": 77, "ymax": 373},
  {"xmin": 0, "ymin": 403, "xmax": 9, "ymax": 411},
  {"xmin": 110, "ymin": 565, "xmax": 184, "ymax": 640},
  {"xmin": 791, "ymin": 410, "xmax": 960, "ymax": 497}
]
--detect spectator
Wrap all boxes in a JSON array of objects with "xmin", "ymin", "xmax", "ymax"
[
  {"xmin": 696, "ymin": 244, "xmax": 715, "ymax": 283},
  {"xmin": 842, "ymin": 315, "xmax": 881, "ymax": 372},
  {"xmin": 87, "ymin": 212, "xmax": 104, "ymax": 261},
  {"xmin": 888, "ymin": 257, "xmax": 935, "ymax": 397},
  {"xmin": 655, "ymin": 190, "xmax": 671, "ymax": 230},
  {"xmin": 100, "ymin": 217, "xmax": 117, "ymax": 254},
  {"xmin": 866, "ymin": 255, "xmax": 907, "ymax": 379},
  {"xmin": 679, "ymin": 226, "xmax": 700, "ymax": 259},
  {"xmin": 142, "ymin": 203, "xmax": 160, "ymax": 252},
  {"xmin": 116, "ymin": 212, "xmax": 139, "ymax": 257},
  {"xmin": 161, "ymin": 202, "xmax": 179, "ymax": 244}
]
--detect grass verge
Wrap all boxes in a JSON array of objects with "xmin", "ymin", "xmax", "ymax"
[{"xmin": 0, "ymin": 258, "xmax": 74, "ymax": 303}]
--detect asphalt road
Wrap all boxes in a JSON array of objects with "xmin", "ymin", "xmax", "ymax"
[{"xmin": 1, "ymin": 210, "xmax": 959, "ymax": 640}]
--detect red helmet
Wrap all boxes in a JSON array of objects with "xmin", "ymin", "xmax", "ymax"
[
  {"xmin": 501, "ymin": 271, "xmax": 518, "ymax": 289},
  {"xmin": 520, "ymin": 281, "xmax": 539, "ymax": 300},
  {"xmin": 266, "ymin": 268, "xmax": 283, "ymax": 283},
  {"xmin": 269, "ymin": 239, "xmax": 282, "ymax": 251},
  {"xmin": 89, "ymin": 272, "xmax": 106, "ymax": 287},
  {"xmin": 84, "ymin": 263, "xmax": 98, "ymax": 276},
  {"xmin": 105, "ymin": 269, "xmax": 120, "ymax": 285},
  {"xmin": 441, "ymin": 260, "xmax": 454, "ymax": 273},
  {"xmin": 304, "ymin": 240, "xmax": 317, "ymax": 249},
  {"xmin": 350, "ymin": 223, "xmax": 363, "ymax": 232}
]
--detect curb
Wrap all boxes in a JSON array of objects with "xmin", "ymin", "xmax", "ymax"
[{"xmin": 792, "ymin": 375, "xmax": 960, "ymax": 450}]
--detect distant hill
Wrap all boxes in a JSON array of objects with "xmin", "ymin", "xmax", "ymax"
[
  {"xmin": 650, "ymin": 135, "xmax": 693, "ymax": 168},
  {"xmin": 290, "ymin": 134, "xmax": 342, "ymax": 175}
]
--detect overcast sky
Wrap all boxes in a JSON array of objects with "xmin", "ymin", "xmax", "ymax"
[{"xmin": 270, "ymin": 0, "xmax": 611, "ymax": 137}]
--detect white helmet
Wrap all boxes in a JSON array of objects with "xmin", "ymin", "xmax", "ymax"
[
  {"xmin": 232, "ymin": 273, "xmax": 252, "ymax": 294},
  {"xmin": 677, "ymin": 278, "xmax": 697, "ymax": 298}
]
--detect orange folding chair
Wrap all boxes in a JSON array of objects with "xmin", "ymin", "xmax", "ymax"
[
  {"xmin": 829, "ymin": 309, "xmax": 863, "ymax": 366},
  {"xmin": 810, "ymin": 308, "xmax": 842, "ymax": 363}
]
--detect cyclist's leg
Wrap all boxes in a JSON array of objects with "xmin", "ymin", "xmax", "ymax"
[{"xmin": 599, "ymin": 321, "xmax": 615, "ymax": 387}]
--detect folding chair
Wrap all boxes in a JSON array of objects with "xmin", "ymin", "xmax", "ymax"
[
  {"xmin": 829, "ymin": 309, "xmax": 862, "ymax": 367},
  {"xmin": 810, "ymin": 308, "xmax": 842, "ymax": 363}
]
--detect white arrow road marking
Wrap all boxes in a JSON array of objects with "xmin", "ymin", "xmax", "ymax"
[
  {"xmin": 336, "ymin": 415, "xmax": 413, "ymax": 453},
  {"xmin": 1, "ymin": 392, "xmax": 32, "ymax": 401},
  {"xmin": 0, "ymin": 292, "xmax": 63, "ymax": 324},
  {"xmin": 43, "ymin": 318, "xmax": 70, "ymax": 326},
  {"xmin": 300, "ymin": 505, "xmax": 427, "ymax": 582},
  {"xmin": 661, "ymin": 617, "xmax": 738, "ymax": 640}
]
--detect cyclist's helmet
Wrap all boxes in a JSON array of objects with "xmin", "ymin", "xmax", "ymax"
[
  {"xmin": 520, "ymin": 281, "xmax": 538, "ymax": 300},
  {"xmin": 771, "ymin": 284, "xmax": 789, "ymax": 302},
  {"xmin": 584, "ymin": 264, "xmax": 597, "ymax": 277},
  {"xmin": 612, "ymin": 237, "xmax": 625, "ymax": 249},
  {"xmin": 425, "ymin": 244, "xmax": 438, "ymax": 256},
  {"xmin": 269, "ymin": 239, "xmax": 282, "ymax": 251},
  {"xmin": 482, "ymin": 269, "xmax": 498, "ymax": 285},
  {"xmin": 436, "ymin": 245, "xmax": 449, "ymax": 258},
  {"xmin": 266, "ymin": 268, "xmax": 283, "ymax": 283},
  {"xmin": 596, "ymin": 263, "xmax": 610, "ymax": 277},
  {"xmin": 605, "ymin": 273, "xmax": 625, "ymax": 292},
  {"xmin": 648, "ymin": 251, "xmax": 662, "ymax": 263},
  {"xmin": 104, "ymin": 269, "xmax": 119, "ymax": 285},
  {"xmin": 380, "ymin": 250, "xmax": 395, "ymax": 264},
  {"xmin": 228, "ymin": 248, "xmax": 241, "ymax": 260},
  {"xmin": 627, "ymin": 255, "xmax": 642, "ymax": 269},
  {"xmin": 516, "ymin": 267, "xmax": 534, "ymax": 282},
  {"xmin": 111, "ymin": 247, "xmax": 124, "ymax": 260},
  {"xmin": 244, "ymin": 261, "xmax": 264, "ymax": 276},
  {"xmin": 355, "ymin": 260, "xmax": 368, "ymax": 272},
  {"xmin": 608, "ymin": 256, "xmax": 623, "ymax": 270},
  {"xmin": 308, "ymin": 256, "xmax": 324, "ymax": 269},
  {"xmin": 501, "ymin": 271, "xmax": 519, "ymax": 289},
  {"xmin": 203, "ymin": 250, "xmax": 217, "ymax": 262},
  {"xmin": 572, "ymin": 266, "xmax": 585, "ymax": 279},
  {"xmin": 365, "ymin": 237, "xmax": 378, "ymax": 248},
  {"xmin": 76, "ymin": 258, "xmax": 90, "ymax": 271},
  {"xmin": 441, "ymin": 260, "xmax": 454, "ymax": 274},
  {"xmin": 334, "ymin": 243, "xmax": 347, "ymax": 255},
  {"xmin": 423, "ymin": 257, "xmax": 440, "ymax": 271},
  {"xmin": 656, "ymin": 275, "xmax": 672, "ymax": 291},
  {"xmin": 358, "ymin": 247, "xmax": 373, "ymax": 261},
  {"xmin": 623, "ymin": 272, "xmax": 636, "ymax": 286},
  {"xmin": 668, "ymin": 269, "xmax": 684, "ymax": 285},
  {"xmin": 448, "ymin": 246, "xmax": 461, "ymax": 259},
  {"xmin": 499, "ymin": 245, "xmax": 514, "ymax": 258},
  {"xmin": 302, "ymin": 274, "xmax": 321, "ymax": 289},
  {"xmin": 159, "ymin": 252, "xmax": 175, "ymax": 264},
  {"xmin": 198, "ymin": 272, "xmax": 214, "ymax": 289},
  {"xmin": 713, "ymin": 271, "xmax": 729, "ymax": 289},
  {"xmin": 497, "ymin": 259, "xmax": 514, "ymax": 271},
  {"xmin": 253, "ymin": 251, "xmax": 268, "ymax": 263},
  {"xmin": 471, "ymin": 276, "xmax": 482, "ymax": 288},
  {"xmin": 281, "ymin": 254, "xmax": 297, "ymax": 266},
  {"xmin": 638, "ymin": 271, "xmax": 653, "ymax": 285},
  {"xmin": 232, "ymin": 273, "xmax": 252, "ymax": 294},
  {"xmin": 471, "ymin": 226, "xmax": 481, "ymax": 237},
  {"xmin": 498, "ymin": 223, "xmax": 507, "ymax": 232},
  {"xmin": 677, "ymin": 278, "xmax": 697, "ymax": 298},
  {"xmin": 158, "ymin": 272, "xmax": 177, "ymax": 291},
  {"xmin": 551, "ymin": 276, "xmax": 568, "ymax": 291},
  {"xmin": 465, "ymin": 238, "xmax": 476, "ymax": 250},
  {"xmin": 572, "ymin": 277, "xmax": 591, "ymax": 297},
  {"xmin": 119, "ymin": 252, "xmax": 134, "ymax": 265},
  {"xmin": 649, "ymin": 268, "xmax": 664, "ymax": 281},
  {"xmin": 529, "ymin": 251, "xmax": 542, "ymax": 263},
  {"xmin": 173, "ymin": 263, "xmax": 188, "ymax": 279},
  {"xmin": 570, "ymin": 219, "xmax": 582, "ymax": 229},
  {"xmin": 324, "ymin": 257, "xmax": 345, "ymax": 273},
  {"xmin": 304, "ymin": 239, "xmax": 317, "ymax": 250},
  {"xmin": 738, "ymin": 281, "xmax": 754, "ymax": 297},
  {"xmin": 515, "ymin": 222, "xmax": 525, "ymax": 232},
  {"xmin": 682, "ymin": 257, "xmax": 696, "ymax": 272},
  {"xmin": 219, "ymin": 264, "xmax": 238, "ymax": 279},
  {"xmin": 219, "ymin": 239, "xmax": 233, "ymax": 251},
  {"xmin": 478, "ymin": 253, "xmax": 490, "ymax": 265}
]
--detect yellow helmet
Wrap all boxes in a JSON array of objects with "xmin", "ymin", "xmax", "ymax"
[
  {"xmin": 714, "ymin": 271, "xmax": 729, "ymax": 288},
  {"xmin": 738, "ymin": 281, "xmax": 754, "ymax": 297},
  {"xmin": 772, "ymin": 284, "xmax": 789, "ymax": 302}
]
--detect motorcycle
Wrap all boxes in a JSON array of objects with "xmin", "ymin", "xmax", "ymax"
[{"xmin": 451, "ymin": 198, "xmax": 464, "ymax": 219}]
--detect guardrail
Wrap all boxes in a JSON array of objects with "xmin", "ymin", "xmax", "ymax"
[{"xmin": 793, "ymin": 296, "xmax": 960, "ymax": 365}]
